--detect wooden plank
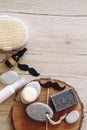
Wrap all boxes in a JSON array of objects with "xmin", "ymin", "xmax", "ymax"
[
  {"xmin": 0, "ymin": 13, "xmax": 87, "ymax": 77},
  {"xmin": 0, "ymin": 12, "xmax": 87, "ymax": 130},
  {"xmin": 0, "ymin": 0, "xmax": 87, "ymax": 15}
]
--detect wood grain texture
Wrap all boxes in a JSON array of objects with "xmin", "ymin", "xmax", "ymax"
[
  {"xmin": 12, "ymin": 78, "xmax": 83, "ymax": 130},
  {"xmin": 0, "ymin": 0, "xmax": 87, "ymax": 15},
  {"xmin": 0, "ymin": 0, "xmax": 87, "ymax": 130}
]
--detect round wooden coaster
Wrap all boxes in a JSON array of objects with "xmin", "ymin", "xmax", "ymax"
[{"xmin": 12, "ymin": 78, "xmax": 84, "ymax": 130}]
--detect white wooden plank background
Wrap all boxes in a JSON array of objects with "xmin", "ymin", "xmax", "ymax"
[
  {"xmin": 0, "ymin": 0, "xmax": 87, "ymax": 15},
  {"xmin": 0, "ymin": 1, "xmax": 87, "ymax": 130}
]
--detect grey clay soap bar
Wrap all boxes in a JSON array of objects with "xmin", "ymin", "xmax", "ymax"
[
  {"xmin": 51, "ymin": 88, "xmax": 78, "ymax": 112},
  {"xmin": 26, "ymin": 102, "xmax": 53, "ymax": 122}
]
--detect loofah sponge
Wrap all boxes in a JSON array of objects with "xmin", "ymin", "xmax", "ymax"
[{"xmin": 0, "ymin": 16, "xmax": 29, "ymax": 51}]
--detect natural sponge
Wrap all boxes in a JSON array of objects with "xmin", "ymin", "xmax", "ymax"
[{"xmin": 0, "ymin": 15, "xmax": 29, "ymax": 51}]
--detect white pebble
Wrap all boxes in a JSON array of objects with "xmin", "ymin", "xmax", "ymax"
[
  {"xmin": 0, "ymin": 71, "xmax": 19, "ymax": 84},
  {"xmin": 21, "ymin": 87, "xmax": 38, "ymax": 104},
  {"xmin": 0, "ymin": 53, "xmax": 6, "ymax": 62},
  {"xmin": 25, "ymin": 81, "xmax": 41, "ymax": 97},
  {"xmin": 65, "ymin": 110, "xmax": 80, "ymax": 124},
  {"xmin": 21, "ymin": 81, "xmax": 41, "ymax": 104}
]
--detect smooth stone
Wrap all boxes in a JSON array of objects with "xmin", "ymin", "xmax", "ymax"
[
  {"xmin": 65, "ymin": 110, "xmax": 80, "ymax": 124},
  {"xmin": 26, "ymin": 102, "xmax": 54, "ymax": 122},
  {"xmin": 21, "ymin": 87, "xmax": 38, "ymax": 104},
  {"xmin": 25, "ymin": 81, "xmax": 41, "ymax": 97},
  {"xmin": 0, "ymin": 53, "xmax": 6, "ymax": 62},
  {"xmin": 0, "ymin": 71, "xmax": 19, "ymax": 84},
  {"xmin": 21, "ymin": 95, "xmax": 29, "ymax": 104}
]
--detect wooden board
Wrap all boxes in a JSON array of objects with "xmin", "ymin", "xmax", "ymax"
[
  {"xmin": 12, "ymin": 78, "xmax": 83, "ymax": 130},
  {"xmin": 0, "ymin": 1, "xmax": 87, "ymax": 130},
  {"xmin": 1, "ymin": 0, "xmax": 87, "ymax": 15}
]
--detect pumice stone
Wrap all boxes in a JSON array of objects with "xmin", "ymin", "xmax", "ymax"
[
  {"xmin": 65, "ymin": 110, "xmax": 80, "ymax": 124},
  {"xmin": 0, "ymin": 71, "xmax": 19, "ymax": 84},
  {"xmin": 26, "ymin": 102, "xmax": 54, "ymax": 122},
  {"xmin": 25, "ymin": 81, "xmax": 41, "ymax": 97}
]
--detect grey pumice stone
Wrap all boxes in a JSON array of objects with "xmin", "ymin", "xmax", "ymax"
[
  {"xmin": 0, "ymin": 71, "xmax": 19, "ymax": 84},
  {"xmin": 26, "ymin": 102, "xmax": 54, "ymax": 122},
  {"xmin": 65, "ymin": 110, "xmax": 80, "ymax": 124}
]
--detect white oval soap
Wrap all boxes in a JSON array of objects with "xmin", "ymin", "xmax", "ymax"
[
  {"xmin": 0, "ymin": 71, "xmax": 19, "ymax": 84},
  {"xmin": 25, "ymin": 81, "xmax": 41, "ymax": 96},
  {"xmin": 65, "ymin": 110, "xmax": 80, "ymax": 124},
  {"xmin": 26, "ymin": 102, "xmax": 53, "ymax": 122}
]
